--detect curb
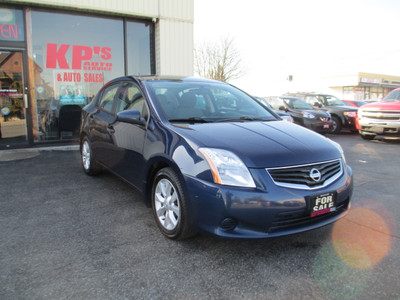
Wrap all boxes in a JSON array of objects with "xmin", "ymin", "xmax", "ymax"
[{"xmin": 0, "ymin": 145, "xmax": 80, "ymax": 162}]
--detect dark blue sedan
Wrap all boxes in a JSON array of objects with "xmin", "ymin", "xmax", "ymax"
[{"xmin": 80, "ymin": 76, "xmax": 353, "ymax": 239}]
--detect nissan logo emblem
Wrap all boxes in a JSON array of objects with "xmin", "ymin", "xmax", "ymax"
[{"xmin": 310, "ymin": 168, "xmax": 322, "ymax": 182}]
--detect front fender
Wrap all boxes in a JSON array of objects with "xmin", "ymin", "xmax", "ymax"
[{"xmin": 142, "ymin": 143, "xmax": 211, "ymax": 208}]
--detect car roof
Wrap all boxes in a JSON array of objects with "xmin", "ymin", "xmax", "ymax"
[
  {"xmin": 287, "ymin": 93, "xmax": 336, "ymax": 96},
  {"xmin": 120, "ymin": 75, "xmax": 220, "ymax": 83},
  {"xmin": 101, "ymin": 76, "xmax": 224, "ymax": 90}
]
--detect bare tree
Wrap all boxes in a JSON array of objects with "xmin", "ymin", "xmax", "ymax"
[{"xmin": 194, "ymin": 37, "xmax": 245, "ymax": 82}]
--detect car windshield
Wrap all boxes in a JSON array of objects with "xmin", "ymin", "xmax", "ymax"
[
  {"xmin": 283, "ymin": 97, "xmax": 313, "ymax": 109},
  {"xmin": 146, "ymin": 81, "xmax": 278, "ymax": 122},
  {"xmin": 320, "ymin": 95, "xmax": 347, "ymax": 106},
  {"xmin": 383, "ymin": 89, "xmax": 400, "ymax": 102},
  {"xmin": 353, "ymin": 101, "xmax": 367, "ymax": 107},
  {"xmin": 254, "ymin": 97, "xmax": 272, "ymax": 109}
]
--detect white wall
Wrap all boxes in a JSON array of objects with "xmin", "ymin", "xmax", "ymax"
[{"xmin": 156, "ymin": 19, "xmax": 193, "ymax": 76}]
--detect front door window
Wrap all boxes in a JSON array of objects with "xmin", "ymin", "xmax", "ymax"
[{"xmin": 0, "ymin": 50, "xmax": 27, "ymax": 146}]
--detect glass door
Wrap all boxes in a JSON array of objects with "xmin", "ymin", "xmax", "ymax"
[{"xmin": 0, "ymin": 50, "xmax": 28, "ymax": 146}]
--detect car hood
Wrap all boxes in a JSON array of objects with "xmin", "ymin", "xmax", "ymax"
[
  {"xmin": 360, "ymin": 101, "xmax": 400, "ymax": 111},
  {"xmin": 325, "ymin": 105, "xmax": 357, "ymax": 112},
  {"xmin": 170, "ymin": 121, "xmax": 341, "ymax": 168}
]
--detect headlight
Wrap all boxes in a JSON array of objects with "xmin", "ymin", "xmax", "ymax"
[
  {"xmin": 302, "ymin": 112, "xmax": 316, "ymax": 119},
  {"xmin": 329, "ymin": 140, "xmax": 347, "ymax": 165},
  {"xmin": 344, "ymin": 111, "xmax": 357, "ymax": 118},
  {"xmin": 358, "ymin": 109, "xmax": 364, "ymax": 118},
  {"xmin": 199, "ymin": 148, "xmax": 256, "ymax": 188},
  {"xmin": 281, "ymin": 115, "xmax": 294, "ymax": 123}
]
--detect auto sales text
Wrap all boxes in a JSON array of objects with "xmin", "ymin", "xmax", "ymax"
[{"xmin": 46, "ymin": 43, "xmax": 112, "ymax": 83}]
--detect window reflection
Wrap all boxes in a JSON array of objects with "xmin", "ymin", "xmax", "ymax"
[
  {"xmin": 126, "ymin": 21, "xmax": 152, "ymax": 75},
  {"xmin": 31, "ymin": 11, "xmax": 125, "ymax": 141}
]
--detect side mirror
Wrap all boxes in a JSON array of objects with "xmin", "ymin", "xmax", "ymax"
[
  {"xmin": 278, "ymin": 105, "xmax": 286, "ymax": 111},
  {"xmin": 116, "ymin": 109, "xmax": 145, "ymax": 125}
]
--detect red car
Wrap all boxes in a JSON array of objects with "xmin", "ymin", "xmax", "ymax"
[
  {"xmin": 357, "ymin": 88, "xmax": 400, "ymax": 140},
  {"xmin": 342, "ymin": 100, "xmax": 368, "ymax": 107}
]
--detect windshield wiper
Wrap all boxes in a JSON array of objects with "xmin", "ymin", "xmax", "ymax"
[
  {"xmin": 169, "ymin": 117, "xmax": 210, "ymax": 124},
  {"xmin": 215, "ymin": 116, "xmax": 270, "ymax": 122}
]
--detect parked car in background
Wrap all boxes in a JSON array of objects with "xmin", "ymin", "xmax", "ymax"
[
  {"xmin": 342, "ymin": 100, "xmax": 368, "ymax": 107},
  {"xmin": 80, "ymin": 76, "xmax": 353, "ymax": 240},
  {"xmin": 357, "ymin": 88, "xmax": 400, "ymax": 140},
  {"xmin": 287, "ymin": 93, "xmax": 358, "ymax": 134},
  {"xmin": 254, "ymin": 96, "xmax": 294, "ymax": 123},
  {"xmin": 265, "ymin": 96, "xmax": 332, "ymax": 134}
]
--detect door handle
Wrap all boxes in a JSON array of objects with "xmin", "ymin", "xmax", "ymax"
[{"xmin": 107, "ymin": 124, "xmax": 115, "ymax": 134}]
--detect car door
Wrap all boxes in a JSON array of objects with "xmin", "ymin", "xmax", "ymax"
[
  {"xmin": 107, "ymin": 81, "xmax": 148, "ymax": 187},
  {"xmin": 89, "ymin": 82, "xmax": 120, "ymax": 165}
]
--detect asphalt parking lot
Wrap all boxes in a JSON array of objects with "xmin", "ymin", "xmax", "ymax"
[{"xmin": 0, "ymin": 133, "xmax": 399, "ymax": 300}]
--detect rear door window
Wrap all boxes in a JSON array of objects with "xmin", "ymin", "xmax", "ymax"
[{"xmin": 305, "ymin": 96, "xmax": 319, "ymax": 106}]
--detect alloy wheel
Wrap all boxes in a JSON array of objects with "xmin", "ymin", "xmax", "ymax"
[
  {"xmin": 154, "ymin": 178, "xmax": 181, "ymax": 231},
  {"xmin": 82, "ymin": 140, "xmax": 91, "ymax": 171}
]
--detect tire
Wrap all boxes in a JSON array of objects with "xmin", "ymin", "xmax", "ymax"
[
  {"xmin": 360, "ymin": 132, "xmax": 376, "ymax": 140},
  {"xmin": 81, "ymin": 137, "xmax": 101, "ymax": 175},
  {"xmin": 152, "ymin": 167, "xmax": 195, "ymax": 240},
  {"xmin": 330, "ymin": 116, "xmax": 342, "ymax": 134}
]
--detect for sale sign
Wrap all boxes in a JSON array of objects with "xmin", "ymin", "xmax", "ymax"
[{"xmin": 310, "ymin": 192, "xmax": 336, "ymax": 217}]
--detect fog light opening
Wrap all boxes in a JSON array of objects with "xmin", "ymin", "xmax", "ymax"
[{"xmin": 220, "ymin": 218, "xmax": 238, "ymax": 231}]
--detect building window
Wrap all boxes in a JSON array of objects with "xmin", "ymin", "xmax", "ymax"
[
  {"xmin": 0, "ymin": 7, "xmax": 25, "ymax": 41},
  {"xmin": 29, "ymin": 10, "xmax": 153, "ymax": 142},
  {"xmin": 354, "ymin": 86, "xmax": 365, "ymax": 101},
  {"xmin": 126, "ymin": 21, "xmax": 153, "ymax": 75},
  {"xmin": 343, "ymin": 87, "xmax": 353, "ymax": 100}
]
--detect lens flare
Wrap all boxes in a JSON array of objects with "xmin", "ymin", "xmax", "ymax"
[
  {"xmin": 313, "ymin": 242, "xmax": 371, "ymax": 300},
  {"xmin": 331, "ymin": 207, "xmax": 392, "ymax": 269}
]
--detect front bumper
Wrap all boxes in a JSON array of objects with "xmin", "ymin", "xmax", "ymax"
[
  {"xmin": 359, "ymin": 119, "xmax": 400, "ymax": 137},
  {"xmin": 343, "ymin": 116, "xmax": 357, "ymax": 130},
  {"xmin": 303, "ymin": 119, "xmax": 333, "ymax": 133},
  {"xmin": 184, "ymin": 165, "xmax": 353, "ymax": 238}
]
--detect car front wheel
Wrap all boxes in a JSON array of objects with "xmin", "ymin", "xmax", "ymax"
[
  {"xmin": 330, "ymin": 116, "xmax": 342, "ymax": 134},
  {"xmin": 152, "ymin": 167, "xmax": 195, "ymax": 240},
  {"xmin": 81, "ymin": 137, "xmax": 101, "ymax": 175}
]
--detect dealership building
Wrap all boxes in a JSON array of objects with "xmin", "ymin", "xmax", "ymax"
[
  {"xmin": 326, "ymin": 72, "xmax": 400, "ymax": 101},
  {"xmin": 0, "ymin": 0, "xmax": 194, "ymax": 149}
]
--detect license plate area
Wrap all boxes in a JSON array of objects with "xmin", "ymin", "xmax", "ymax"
[
  {"xmin": 309, "ymin": 192, "xmax": 336, "ymax": 217},
  {"xmin": 369, "ymin": 126, "xmax": 384, "ymax": 134}
]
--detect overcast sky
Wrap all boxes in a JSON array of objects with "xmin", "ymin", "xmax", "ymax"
[{"xmin": 194, "ymin": 0, "xmax": 400, "ymax": 96}]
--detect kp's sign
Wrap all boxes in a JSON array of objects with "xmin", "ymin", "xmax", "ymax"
[{"xmin": 46, "ymin": 43, "xmax": 112, "ymax": 71}]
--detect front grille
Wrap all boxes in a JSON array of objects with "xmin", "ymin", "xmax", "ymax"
[
  {"xmin": 266, "ymin": 159, "xmax": 342, "ymax": 190},
  {"xmin": 361, "ymin": 109, "xmax": 400, "ymax": 121}
]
